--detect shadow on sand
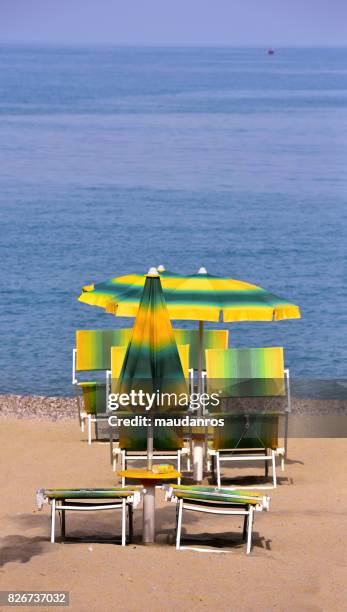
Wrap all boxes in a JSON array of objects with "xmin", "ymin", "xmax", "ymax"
[
  {"xmin": 154, "ymin": 504, "xmax": 271, "ymax": 552},
  {"xmin": 0, "ymin": 535, "xmax": 52, "ymax": 567}
]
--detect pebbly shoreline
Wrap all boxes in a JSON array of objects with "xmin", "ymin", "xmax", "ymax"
[
  {"xmin": 0, "ymin": 394, "xmax": 346, "ymax": 421},
  {"xmin": 0, "ymin": 394, "xmax": 77, "ymax": 421}
]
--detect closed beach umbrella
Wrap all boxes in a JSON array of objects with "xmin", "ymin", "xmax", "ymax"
[{"xmin": 117, "ymin": 267, "xmax": 187, "ymax": 469}]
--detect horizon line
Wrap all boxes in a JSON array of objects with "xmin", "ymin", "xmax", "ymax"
[{"xmin": 1, "ymin": 41, "xmax": 347, "ymax": 49}]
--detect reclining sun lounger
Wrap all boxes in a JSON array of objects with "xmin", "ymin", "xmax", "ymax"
[
  {"xmin": 164, "ymin": 484, "xmax": 270, "ymax": 554},
  {"xmin": 36, "ymin": 487, "xmax": 142, "ymax": 546},
  {"xmin": 205, "ymin": 347, "xmax": 290, "ymax": 488},
  {"xmin": 73, "ymin": 329, "xmax": 132, "ymax": 444}
]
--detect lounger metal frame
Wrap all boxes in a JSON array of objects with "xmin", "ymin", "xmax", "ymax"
[
  {"xmin": 112, "ymin": 447, "xmax": 189, "ymax": 485},
  {"xmin": 166, "ymin": 488, "xmax": 269, "ymax": 555},
  {"xmin": 38, "ymin": 488, "xmax": 140, "ymax": 546},
  {"xmin": 205, "ymin": 368, "xmax": 290, "ymax": 489},
  {"xmin": 72, "ymin": 348, "xmax": 110, "ymax": 444},
  {"xmin": 209, "ymin": 447, "xmax": 283, "ymax": 489}
]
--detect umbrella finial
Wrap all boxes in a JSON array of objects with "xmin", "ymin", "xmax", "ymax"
[
  {"xmin": 147, "ymin": 267, "xmax": 159, "ymax": 277},
  {"xmin": 157, "ymin": 264, "xmax": 166, "ymax": 273},
  {"xmin": 198, "ymin": 267, "xmax": 208, "ymax": 274}
]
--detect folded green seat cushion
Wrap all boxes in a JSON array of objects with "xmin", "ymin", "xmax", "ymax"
[
  {"xmin": 36, "ymin": 487, "xmax": 142, "ymax": 509},
  {"xmin": 164, "ymin": 484, "xmax": 270, "ymax": 509}
]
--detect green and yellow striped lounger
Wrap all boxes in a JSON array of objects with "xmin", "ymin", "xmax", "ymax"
[
  {"xmin": 73, "ymin": 329, "xmax": 133, "ymax": 444},
  {"xmin": 164, "ymin": 484, "xmax": 270, "ymax": 554},
  {"xmin": 36, "ymin": 487, "xmax": 142, "ymax": 546}
]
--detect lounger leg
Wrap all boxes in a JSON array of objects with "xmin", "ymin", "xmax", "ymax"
[
  {"xmin": 242, "ymin": 512, "xmax": 248, "ymax": 541},
  {"xmin": 175, "ymin": 502, "xmax": 179, "ymax": 534},
  {"xmin": 128, "ymin": 504, "xmax": 133, "ymax": 544},
  {"xmin": 176, "ymin": 499, "xmax": 183, "ymax": 551},
  {"xmin": 88, "ymin": 415, "xmax": 92, "ymax": 445},
  {"xmin": 216, "ymin": 452, "xmax": 221, "ymax": 489},
  {"xmin": 50, "ymin": 499, "xmax": 56, "ymax": 543},
  {"xmin": 177, "ymin": 451, "xmax": 181, "ymax": 485},
  {"xmin": 272, "ymin": 450, "xmax": 277, "ymax": 488},
  {"xmin": 121, "ymin": 499, "xmax": 126, "ymax": 546},
  {"xmin": 284, "ymin": 411, "xmax": 289, "ymax": 459},
  {"xmin": 210, "ymin": 454, "xmax": 216, "ymax": 485},
  {"xmin": 61, "ymin": 501, "xmax": 66, "ymax": 540},
  {"xmin": 264, "ymin": 449, "xmax": 269, "ymax": 478},
  {"xmin": 81, "ymin": 414, "xmax": 85, "ymax": 433},
  {"xmin": 246, "ymin": 506, "xmax": 254, "ymax": 554}
]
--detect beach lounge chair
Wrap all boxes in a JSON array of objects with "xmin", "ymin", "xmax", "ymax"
[
  {"xmin": 164, "ymin": 484, "xmax": 270, "ymax": 554},
  {"xmin": 72, "ymin": 329, "xmax": 132, "ymax": 443},
  {"xmin": 205, "ymin": 347, "xmax": 291, "ymax": 488},
  {"xmin": 36, "ymin": 486, "xmax": 142, "ymax": 546}
]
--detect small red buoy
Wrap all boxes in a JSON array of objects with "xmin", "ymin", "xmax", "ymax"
[{"xmin": 268, "ymin": 48, "xmax": 275, "ymax": 55}]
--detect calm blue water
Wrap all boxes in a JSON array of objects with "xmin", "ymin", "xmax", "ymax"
[{"xmin": 0, "ymin": 46, "xmax": 346, "ymax": 395}]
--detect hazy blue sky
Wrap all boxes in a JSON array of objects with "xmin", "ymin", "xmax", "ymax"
[{"xmin": 1, "ymin": 0, "xmax": 346, "ymax": 46}]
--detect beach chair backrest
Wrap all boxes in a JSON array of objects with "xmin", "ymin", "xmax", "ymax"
[
  {"xmin": 173, "ymin": 329, "xmax": 229, "ymax": 370},
  {"xmin": 76, "ymin": 329, "xmax": 132, "ymax": 371},
  {"xmin": 205, "ymin": 346, "xmax": 285, "ymax": 397}
]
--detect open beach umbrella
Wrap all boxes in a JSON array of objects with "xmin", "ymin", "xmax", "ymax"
[
  {"xmin": 79, "ymin": 265, "xmax": 300, "ymax": 322},
  {"xmin": 79, "ymin": 266, "xmax": 301, "ymax": 385},
  {"xmin": 163, "ymin": 266, "xmax": 301, "ymax": 387},
  {"xmin": 116, "ymin": 268, "xmax": 187, "ymax": 469}
]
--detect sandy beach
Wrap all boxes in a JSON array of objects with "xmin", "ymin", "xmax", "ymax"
[{"xmin": 0, "ymin": 401, "xmax": 346, "ymax": 612}]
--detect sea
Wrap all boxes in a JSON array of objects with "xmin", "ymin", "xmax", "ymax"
[{"xmin": 0, "ymin": 45, "xmax": 346, "ymax": 395}]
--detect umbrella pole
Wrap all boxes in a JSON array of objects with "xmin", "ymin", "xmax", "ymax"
[
  {"xmin": 147, "ymin": 418, "xmax": 154, "ymax": 471},
  {"xmin": 193, "ymin": 320, "xmax": 205, "ymax": 483},
  {"xmin": 198, "ymin": 320, "xmax": 204, "ymax": 399}
]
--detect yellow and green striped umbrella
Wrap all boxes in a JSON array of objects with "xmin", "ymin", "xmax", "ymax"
[
  {"xmin": 79, "ymin": 266, "xmax": 300, "ymax": 323},
  {"xmin": 79, "ymin": 265, "xmax": 300, "ymax": 393},
  {"xmin": 118, "ymin": 269, "xmax": 187, "ymax": 391},
  {"xmin": 117, "ymin": 268, "xmax": 187, "ymax": 469}
]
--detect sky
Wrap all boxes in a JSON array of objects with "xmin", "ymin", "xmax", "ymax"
[{"xmin": 1, "ymin": 0, "xmax": 347, "ymax": 46}]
